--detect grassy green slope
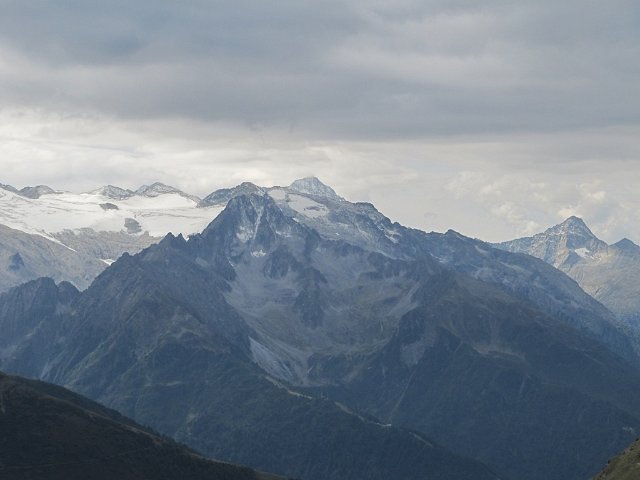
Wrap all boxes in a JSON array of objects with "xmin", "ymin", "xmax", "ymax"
[{"xmin": 593, "ymin": 439, "xmax": 640, "ymax": 480}]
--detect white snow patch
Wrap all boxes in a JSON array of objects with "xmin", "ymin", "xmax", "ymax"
[
  {"xmin": 0, "ymin": 188, "xmax": 223, "ymax": 238},
  {"xmin": 287, "ymin": 194, "xmax": 328, "ymax": 219},
  {"xmin": 268, "ymin": 188, "xmax": 287, "ymax": 200},
  {"xmin": 236, "ymin": 226, "xmax": 253, "ymax": 243},
  {"xmin": 574, "ymin": 247, "xmax": 591, "ymax": 258},
  {"xmin": 384, "ymin": 228, "xmax": 400, "ymax": 244}
]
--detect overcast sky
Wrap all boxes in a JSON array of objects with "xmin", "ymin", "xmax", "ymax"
[{"xmin": 0, "ymin": 0, "xmax": 638, "ymax": 242}]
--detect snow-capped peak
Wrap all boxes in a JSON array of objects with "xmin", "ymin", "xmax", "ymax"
[
  {"xmin": 556, "ymin": 216, "xmax": 592, "ymax": 234},
  {"xmin": 1, "ymin": 183, "xmax": 59, "ymax": 198},
  {"xmin": 0, "ymin": 183, "xmax": 19, "ymax": 194},
  {"xmin": 288, "ymin": 177, "xmax": 342, "ymax": 201},
  {"xmin": 135, "ymin": 182, "xmax": 201, "ymax": 203},
  {"xmin": 547, "ymin": 216, "xmax": 603, "ymax": 250},
  {"xmin": 495, "ymin": 216, "xmax": 608, "ymax": 267},
  {"xmin": 90, "ymin": 185, "xmax": 135, "ymax": 200},
  {"xmin": 136, "ymin": 182, "xmax": 180, "ymax": 197},
  {"xmin": 199, "ymin": 182, "xmax": 265, "ymax": 207},
  {"xmin": 18, "ymin": 185, "xmax": 59, "ymax": 199}
]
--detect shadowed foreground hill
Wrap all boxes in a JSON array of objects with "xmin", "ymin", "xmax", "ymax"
[
  {"xmin": 0, "ymin": 371, "xmax": 284, "ymax": 480},
  {"xmin": 593, "ymin": 439, "xmax": 640, "ymax": 480}
]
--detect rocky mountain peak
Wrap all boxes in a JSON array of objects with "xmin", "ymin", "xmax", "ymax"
[
  {"xmin": 0, "ymin": 183, "xmax": 19, "ymax": 194},
  {"xmin": 198, "ymin": 182, "xmax": 265, "ymax": 207},
  {"xmin": 288, "ymin": 177, "xmax": 342, "ymax": 201},
  {"xmin": 92, "ymin": 185, "xmax": 135, "ymax": 200},
  {"xmin": 555, "ymin": 215, "xmax": 594, "ymax": 236},
  {"xmin": 612, "ymin": 237, "xmax": 640, "ymax": 254},
  {"xmin": 136, "ymin": 182, "xmax": 178, "ymax": 196},
  {"xmin": 18, "ymin": 185, "xmax": 58, "ymax": 199},
  {"xmin": 201, "ymin": 193, "xmax": 301, "ymax": 257},
  {"xmin": 135, "ymin": 182, "xmax": 200, "ymax": 203},
  {"xmin": 545, "ymin": 216, "xmax": 604, "ymax": 252},
  {"xmin": 495, "ymin": 216, "xmax": 608, "ymax": 267}
]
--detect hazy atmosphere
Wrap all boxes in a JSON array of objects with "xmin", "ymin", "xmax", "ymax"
[{"xmin": 1, "ymin": 0, "xmax": 638, "ymax": 242}]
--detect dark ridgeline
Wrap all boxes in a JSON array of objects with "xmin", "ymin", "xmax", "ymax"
[{"xmin": 0, "ymin": 371, "xmax": 285, "ymax": 480}]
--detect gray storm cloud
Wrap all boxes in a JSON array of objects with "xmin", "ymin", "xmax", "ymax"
[{"xmin": 1, "ymin": 0, "xmax": 638, "ymax": 137}]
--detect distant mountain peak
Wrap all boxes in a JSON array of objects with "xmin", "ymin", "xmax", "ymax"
[
  {"xmin": 558, "ymin": 215, "xmax": 590, "ymax": 231},
  {"xmin": 495, "ymin": 216, "xmax": 608, "ymax": 267},
  {"xmin": 0, "ymin": 183, "xmax": 19, "ymax": 194},
  {"xmin": 613, "ymin": 237, "xmax": 640, "ymax": 254},
  {"xmin": 203, "ymin": 192, "xmax": 291, "ymax": 248},
  {"xmin": 288, "ymin": 176, "xmax": 342, "ymax": 201},
  {"xmin": 18, "ymin": 185, "xmax": 58, "ymax": 199},
  {"xmin": 135, "ymin": 182, "xmax": 200, "ymax": 203},
  {"xmin": 91, "ymin": 185, "xmax": 135, "ymax": 200},
  {"xmin": 198, "ymin": 182, "xmax": 265, "ymax": 207},
  {"xmin": 545, "ymin": 216, "xmax": 599, "ymax": 244},
  {"xmin": 136, "ymin": 182, "xmax": 178, "ymax": 196}
]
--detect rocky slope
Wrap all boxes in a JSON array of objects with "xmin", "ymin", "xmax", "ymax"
[{"xmin": 0, "ymin": 274, "xmax": 502, "ymax": 480}]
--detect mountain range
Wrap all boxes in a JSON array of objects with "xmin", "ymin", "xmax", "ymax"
[
  {"xmin": 0, "ymin": 178, "xmax": 352, "ymax": 293},
  {"xmin": 1, "ymin": 177, "xmax": 640, "ymax": 479}
]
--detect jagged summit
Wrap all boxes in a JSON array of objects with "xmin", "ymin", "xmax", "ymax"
[
  {"xmin": 136, "ymin": 182, "xmax": 177, "ymax": 196},
  {"xmin": 91, "ymin": 185, "xmax": 136, "ymax": 200},
  {"xmin": 496, "ymin": 216, "xmax": 606, "ymax": 266},
  {"xmin": 288, "ymin": 176, "xmax": 342, "ymax": 201},
  {"xmin": 198, "ymin": 182, "xmax": 265, "ymax": 207},
  {"xmin": 200, "ymin": 193, "xmax": 302, "ymax": 258},
  {"xmin": 90, "ymin": 182, "xmax": 200, "ymax": 202},
  {"xmin": 612, "ymin": 237, "xmax": 640, "ymax": 254},
  {"xmin": 553, "ymin": 215, "xmax": 596, "ymax": 236},
  {"xmin": 135, "ymin": 182, "xmax": 201, "ymax": 203},
  {"xmin": 20, "ymin": 185, "xmax": 59, "ymax": 199},
  {"xmin": 199, "ymin": 177, "xmax": 343, "ymax": 209},
  {"xmin": 0, "ymin": 184, "xmax": 59, "ymax": 199},
  {"xmin": 560, "ymin": 215, "xmax": 588, "ymax": 229},
  {"xmin": 0, "ymin": 183, "xmax": 18, "ymax": 194}
]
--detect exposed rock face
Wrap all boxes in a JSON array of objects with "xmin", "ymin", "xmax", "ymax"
[
  {"xmin": 92, "ymin": 185, "xmax": 135, "ymax": 200},
  {"xmin": 18, "ymin": 185, "xmax": 58, "ymax": 199},
  {"xmin": 288, "ymin": 176, "xmax": 342, "ymax": 201},
  {"xmin": 135, "ymin": 182, "xmax": 201, "ymax": 203}
]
